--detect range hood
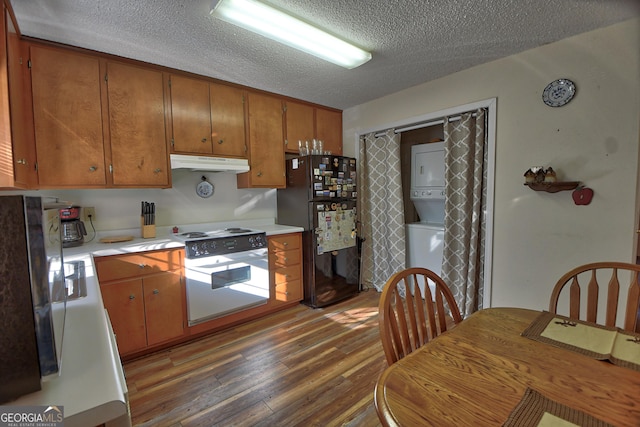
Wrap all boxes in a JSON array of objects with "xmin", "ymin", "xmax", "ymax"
[{"xmin": 170, "ymin": 154, "xmax": 250, "ymax": 173}]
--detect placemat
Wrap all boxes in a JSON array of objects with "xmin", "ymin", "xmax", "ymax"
[
  {"xmin": 522, "ymin": 311, "xmax": 640, "ymax": 372},
  {"xmin": 502, "ymin": 388, "xmax": 614, "ymax": 427}
]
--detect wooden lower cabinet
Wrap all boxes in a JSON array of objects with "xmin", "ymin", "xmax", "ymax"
[
  {"xmin": 95, "ymin": 249, "xmax": 185, "ymax": 355},
  {"xmin": 96, "ymin": 235, "xmax": 304, "ymax": 357},
  {"xmin": 268, "ymin": 233, "xmax": 303, "ymax": 306}
]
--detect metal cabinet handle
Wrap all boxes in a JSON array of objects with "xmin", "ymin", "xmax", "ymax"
[
  {"xmin": 153, "ymin": 289, "xmax": 159, "ymax": 295},
  {"xmin": 283, "ymin": 242, "xmax": 288, "ymax": 246},
  {"xmin": 283, "ymin": 257, "xmax": 288, "ymax": 262},
  {"xmin": 218, "ymin": 139, "xmax": 224, "ymax": 144},
  {"xmin": 89, "ymin": 165, "xmax": 97, "ymax": 172},
  {"xmin": 201, "ymin": 138, "xmax": 207, "ymax": 143},
  {"xmin": 16, "ymin": 158, "xmax": 27, "ymax": 165},
  {"xmin": 257, "ymin": 171, "xmax": 263, "ymax": 177},
  {"xmin": 138, "ymin": 264, "xmax": 147, "ymax": 269},
  {"xmin": 153, "ymin": 168, "xmax": 162, "ymax": 174},
  {"xmin": 129, "ymin": 294, "xmax": 135, "ymax": 300}
]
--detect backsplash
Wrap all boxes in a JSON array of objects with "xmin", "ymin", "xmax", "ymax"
[{"xmin": 3, "ymin": 169, "xmax": 277, "ymax": 232}]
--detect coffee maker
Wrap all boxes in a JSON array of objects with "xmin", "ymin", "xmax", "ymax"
[{"xmin": 59, "ymin": 207, "xmax": 87, "ymax": 247}]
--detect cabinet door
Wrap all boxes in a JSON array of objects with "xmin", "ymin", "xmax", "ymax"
[
  {"xmin": 106, "ymin": 61, "xmax": 169, "ymax": 187},
  {"xmin": 210, "ymin": 82, "xmax": 246, "ymax": 158},
  {"xmin": 268, "ymin": 233, "xmax": 303, "ymax": 305},
  {"xmin": 284, "ymin": 100, "xmax": 314, "ymax": 154},
  {"xmin": 144, "ymin": 271, "xmax": 184, "ymax": 346},
  {"xmin": 170, "ymin": 75, "xmax": 212, "ymax": 154},
  {"xmin": 239, "ymin": 92, "xmax": 285, "ymax": 188},
  {"xmin": 30, "ymin": 45, "xmax": 107, "ymax": 187},
  {"xmin": 1, "ymin": 8, "xmax": 36, "ymax": 188},
  {"xmin": 101, "ymin": 279, "xmax": 147, "ymax": 355},
  {"xmin": 315, "ymin": 108, "xmax": 342, "ymax": 156}
]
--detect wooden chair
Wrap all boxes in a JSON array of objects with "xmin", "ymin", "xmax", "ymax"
[
  {"xmin": 378, "ymin": 267, "xmax": 463, "ymax": 365},
  {"xmin": 549, "ymin": 262, "xmax": 640, "ymax": 332}
]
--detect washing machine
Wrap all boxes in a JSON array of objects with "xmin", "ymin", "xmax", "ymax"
[
  {"xmin": 406, "ymin": 142, "xmax": 446, "ymax": 297},
  {"xmin": 406, "ymin": 222, "xmax": 445, "ymax": 275}
]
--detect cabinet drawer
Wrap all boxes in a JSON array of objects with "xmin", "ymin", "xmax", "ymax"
[
  {"xmin": 95, "ymin": 249, "xmax": 182, "ymax": 282},
  {"xmin": 269, "ymin": 249, "xmax": 301, "ymax": 267},
  {"xmin": 274, "ymin": 280, "xmax": 302, "ymax": 303},
  {"xmin": 268, "ymin": 234, "xmax": 300, "ymax": 252},
  {"xmin": 273, "ymin": 265, "xmax": 301, "ymax": 285}
]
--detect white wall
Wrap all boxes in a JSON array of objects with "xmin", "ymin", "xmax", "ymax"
[
  {"xmin": 343, "ymin": 18, "xmax": 640, "ymax": 313},
  {"xmin": 12, "ymin": 170, "xmax": 277, "ymax": 231}
]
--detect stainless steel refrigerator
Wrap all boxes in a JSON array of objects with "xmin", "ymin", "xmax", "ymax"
[{"xmin": 277, "ymin": 155, "xmax": 359, "ymax": 307}]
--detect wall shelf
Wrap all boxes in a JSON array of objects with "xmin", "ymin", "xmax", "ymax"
[{"xmin": 524, "ymin": 181, "xmax": 580, "ymax": 193}]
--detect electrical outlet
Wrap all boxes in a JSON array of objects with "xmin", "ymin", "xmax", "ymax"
[{"xmin": 83, "ymin": 207, "xmax": 96, "ymax": 222}]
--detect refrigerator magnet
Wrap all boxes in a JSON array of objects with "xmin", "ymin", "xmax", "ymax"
[
  {"xmin": 317, "ymin": 246, "xmax": 324, "ymax": 255},
  {"xmin": 314, "ymin": 182, "xmax": 323, "ymax": 190}
]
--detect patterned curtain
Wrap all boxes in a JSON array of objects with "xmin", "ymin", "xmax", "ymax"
[
  {"xmin": 441, "ymin": 109, "xmax": 487, "ymax": 317},
  {"xmin": 358, "ymin": 129, "xmax": 405, "ymax": 291}
]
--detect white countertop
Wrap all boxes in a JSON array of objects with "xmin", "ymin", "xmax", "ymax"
[
  {"xmin": 11, "ymin": 220, "xmax": 303, "ymax": 426},
  {"xmin": 64, "ymin": 219, "xmax": 304, "ymax": 258},
  {"xmin": 11, "ymin": 252, "xmax": 130, "ymax": 427}
]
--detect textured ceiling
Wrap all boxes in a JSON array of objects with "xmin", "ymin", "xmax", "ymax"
[{"xmin": 9, "ymin": 0, "xmax": 640, "ymax": 110}]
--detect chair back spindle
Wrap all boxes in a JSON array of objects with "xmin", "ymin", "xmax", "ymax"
[
  {"xmin": 549, "ymin": 262, "xmax": 640, "ymax": 332},
  {"xmin": 379, "ymin": 268, "xmax": 463, "ymax": 365}
]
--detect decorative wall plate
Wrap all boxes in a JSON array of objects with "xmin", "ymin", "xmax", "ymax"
[
  {"xmin": 196, "ymin": 176, "xmax": 214, "ymax": 198},
  {"xmin": 542, "ymin": 78, "xmax": 576, "ymax": 107}
]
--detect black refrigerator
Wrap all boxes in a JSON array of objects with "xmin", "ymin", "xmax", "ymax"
[{"xmin": 277, "ymin": 155, "xmax": 359, "ymax": 307}]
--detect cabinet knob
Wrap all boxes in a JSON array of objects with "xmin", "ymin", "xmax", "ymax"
[
  {"xmin": 201, "ymin": 138, "xmax": 207, "ymax": 143},
  {"xmin": 153, "ymin": 168, "xmax": 162, "ymax": 174},
  {"xmin": 283, "ymin": 242, "xmax": 288, "ymax": 246},
  {"xmin": 16, "ymin": 158, "xmax": 27, "ymax": 165},
  {"xmin": 138, "ymin": 264, "xmax": 147, "ymax": 269},
  {"xmin": 257, "ymin": 171, "xmax": 263, "ymax": 177},
  {"xmin": 129, "ymin": 294, "xmax": 135, "ymax": 300},
  {"xmin": 89, "ymin": 165, "xmax": 97, "ymax": 172},
  {"xmin": 218, "ymin": 139, "xmax": 224, "ymax": 145},
  {"xmin": 153, "ymin": 289, "xmax": 159, "ymax": 295},
  {"xmin": 283, "ymin": 257, "xmax": 288, "ymax": 262}
]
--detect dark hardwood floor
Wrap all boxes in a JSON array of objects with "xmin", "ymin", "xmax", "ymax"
[{"xmin": 124, "ymin": 289, "xmax": 386, "ymax": 427}]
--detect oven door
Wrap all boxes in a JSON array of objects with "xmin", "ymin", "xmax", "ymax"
[{"xmin": 184, "ymin": 249, "xmax": 269, "ymax": 326}]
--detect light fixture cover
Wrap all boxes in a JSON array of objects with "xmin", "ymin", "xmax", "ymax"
[{"xmin": 210, "ymin": 0, "xmax": 372, "ymax": 69}]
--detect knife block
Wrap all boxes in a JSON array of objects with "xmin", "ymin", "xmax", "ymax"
[{"xmin": 141, "ymin": 217, "xmax": 156, "ymax": 239}]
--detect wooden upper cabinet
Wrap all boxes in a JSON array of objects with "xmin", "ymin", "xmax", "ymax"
[
  {"xmin": 169, "ymin": 74, "xmax": 211, "ymax": 154},
  {"xmin": 316, "ymin": 108, "xmax": 342, "ymax": 155},
  {"xmin": 169, "ymin": 75, "xmax": 246, "ymax": 158},
  {"xmin": 30, "ymin": 45, "xmax": 107, "ymax": 187},
  {"xmin": 0, "ymin": 4, "xmax": 10, "ymax": 188},
  {"xmin": 106, "ymin": 61, "xmax": 170, "ymax": 187},
  {"xmin": 238, "ymin": 92, "xmax": 285, "ymax": 188},
  {"xmin": 284, "ymin": 100, "xmax": 314, "ymax": 154},
  {"xmin": 1, "ymin": 6, "xmax": 36, "ymax": 189},
  {"xmin": 209, "ymin": 82, "xmax": 246, "ymax": 158}
]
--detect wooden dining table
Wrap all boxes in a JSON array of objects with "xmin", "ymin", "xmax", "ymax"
[{"xmin": 374, "ymin": 307, "xmax": 640, "ymax": 426}]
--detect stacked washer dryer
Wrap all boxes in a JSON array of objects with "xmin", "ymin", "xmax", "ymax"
[{"xmin": 406, "ymin": 142, "xmax": 446, "ymax": 285}]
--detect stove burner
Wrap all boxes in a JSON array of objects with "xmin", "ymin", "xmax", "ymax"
[
  {"xmin": 226, "ymin": 227, "xmax": 252, "ymax": 234},
  {"xmin": 179, "ymin": 231, "xmax": 208, "ymax": 239}
]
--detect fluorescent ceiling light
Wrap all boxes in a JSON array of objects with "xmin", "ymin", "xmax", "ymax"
[{"xmin": 210, "ymin": 0, "xmax": 372, "ymax": 69}]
